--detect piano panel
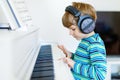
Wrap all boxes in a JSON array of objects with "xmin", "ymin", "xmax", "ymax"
[
  {"xmin": 11, "ymin": 29, "xmax": 40, "ymax": 80},
  {"xmin": 0, "ymin": 27, "xmax": 40, "ymax": 80}
]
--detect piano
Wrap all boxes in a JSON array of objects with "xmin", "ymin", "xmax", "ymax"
[
  {"xmin": 31, "ymin": 44, "xmax": 74, "ymax": 80},
  {"xmin": 0, "ymin": 0, "xmax": 74, "ymax": 79},
  {"xmin": 0, "ymin": 17, "xmax": 74, "ymax": 80},
  {"xmin": 0, "ymin": 28, "xmax": 74, "ymax": 80}
]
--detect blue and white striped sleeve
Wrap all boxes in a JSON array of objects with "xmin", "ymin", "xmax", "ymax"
[{"xmin": 72, "ymin": 43, "xmax": 107, "ymax": 80}]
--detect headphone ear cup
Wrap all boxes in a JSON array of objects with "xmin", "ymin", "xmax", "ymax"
[{"xmin": 78, "ymin": 15, "xmax": 95, "ymax": 34}]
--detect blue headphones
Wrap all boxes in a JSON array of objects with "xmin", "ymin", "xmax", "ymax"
[{"xmin": 65, "ymin": 6, "xmax": 95, "ymax": 34}]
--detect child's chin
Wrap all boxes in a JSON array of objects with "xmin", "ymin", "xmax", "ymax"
[
  {"xmin": 75, "ymin": 38, "xmax": 79, "ymax": 40},
  {"xmin": 76, "ymin": 38, "xmax": 81, "ymax": 40},
  {"xmin": 73, "ymin": 36, "xmax": 80, "ymax": 40}
]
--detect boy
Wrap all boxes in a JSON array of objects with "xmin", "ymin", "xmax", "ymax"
[{"xmin": 58, "ymin": 2, "xmax": 107, "ymax": 80}]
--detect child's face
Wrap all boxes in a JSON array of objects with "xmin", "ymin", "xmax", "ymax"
[{"xmin": 69, "ymin": 25, "xmax": 85, "ymax": 40}]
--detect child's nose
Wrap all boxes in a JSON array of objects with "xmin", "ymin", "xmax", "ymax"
[{"xmin": 69, "ymin": 30, "xmax": 73, "ymax": 35}]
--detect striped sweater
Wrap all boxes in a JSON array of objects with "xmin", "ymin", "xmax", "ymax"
[{"xmin": 71, "ymin": 33, "xmax": 107, "ymax": 80}]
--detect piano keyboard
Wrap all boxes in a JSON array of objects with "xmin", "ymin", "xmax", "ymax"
[{"xmin": 31, "ymin": 44, "xmax": 74, "ymax": 80}]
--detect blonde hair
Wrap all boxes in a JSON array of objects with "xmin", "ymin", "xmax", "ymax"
[{"xmin": 62, "ymin": 2, "xmax": 97, "ymax": 28}]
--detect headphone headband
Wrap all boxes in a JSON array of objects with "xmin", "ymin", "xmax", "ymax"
[{"xmin": 65, "ymin": 6, "xmax": 81, "ymax": 17}]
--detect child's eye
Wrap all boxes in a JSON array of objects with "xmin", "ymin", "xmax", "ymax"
[{"xmin": 72, "ymin": 28, "xmax": 75, "ymax": 31}]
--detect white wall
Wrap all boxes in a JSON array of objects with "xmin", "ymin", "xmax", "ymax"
[{"xmin": 25, "ymin": 0, "xmax": 120, "ymax": 52}]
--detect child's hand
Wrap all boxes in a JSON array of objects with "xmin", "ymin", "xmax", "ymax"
[
  {"xmin": 57, "ymin": 45, "xmax": 72, "ymax": 58},
  {"xmin": 63, "ymin": 57, "xmax": 75, "ymax": 68}
]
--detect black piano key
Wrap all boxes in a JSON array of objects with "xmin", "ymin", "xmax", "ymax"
[
  {"xmin": 37, "ymin": 57, "xmax": 53, "ymax": 61},
  {"xmin": 40, "ymin": 50, "xmax": 52, "ymax": 54},
  {"xmin": 37, "ymin": 54, "xmax": 52, "ymax": 58},
  {"xmin": 39, "ymin": 52, "xmax": 50, "ymax": 54},
  {"xmin": 36, "ymin": 60, "xmax": 53, "ymax": 64},
  {"xmin": 38, "ymin": 54, "xmax": 52, "ymax": 58},
  {"xmin": 31, "ymin": 76, "xmax": 54, "ymax": 80},
  {"xmin": 33, "ymin": 66, "xmax": 53, "ymax": 72},
  {"xmin": 31, "ymin": 70, "xmax": 54, "ymax": 78},
  {"xmin": 34, "ymin": 62, "xmax": 53, "ymax": 68}
]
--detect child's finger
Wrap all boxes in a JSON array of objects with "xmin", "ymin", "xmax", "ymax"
[{"xmin": 58, "ymin": 57, "xmax": 65, "ymax": 61}]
